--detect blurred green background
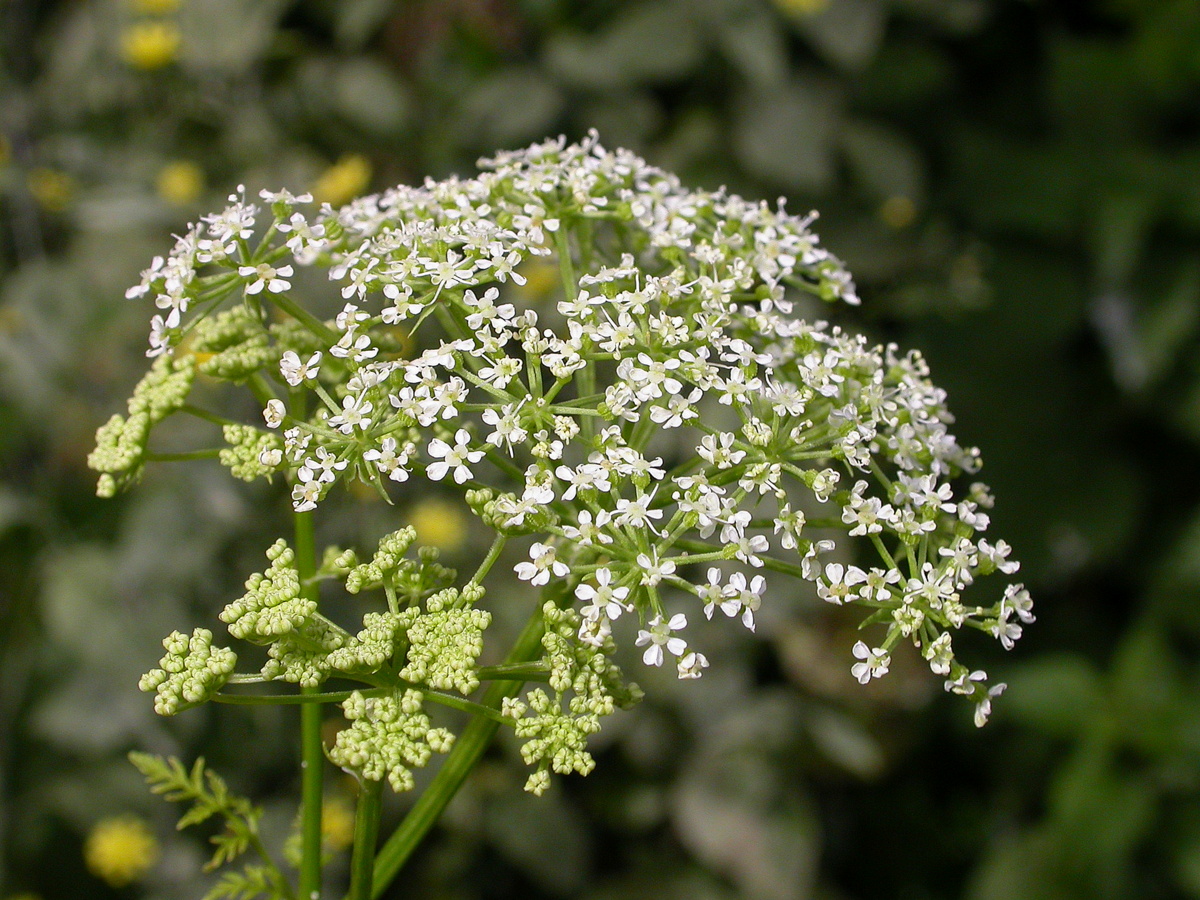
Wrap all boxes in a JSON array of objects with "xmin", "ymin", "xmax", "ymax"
[{"xmin": 3, "ymin": 0, "xmax": 1200, "ymax": 898}]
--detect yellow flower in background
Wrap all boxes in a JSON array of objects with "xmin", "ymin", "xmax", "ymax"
[
  {"xmin": 513, "ymin": 258, "xmax": 559, "ymax": 302},
  {"xmin": 879, "ymin": 194, "xmax": 917, "ymax": 230},
  {"xmin": 312, "ymin": 154, "xmax": 371, "ymax": 207},
  {"xmin": 120, "ymin": 21, "xmax": 181, "ymax": 70},
  {"xmin": 321, "ymin": 796, "xmax": 355, "ymax": 852},
  {"xmin": 27, "ymin": 168, "xmax": 74, "ymax": 212},
  {"xmin": 84, "ymin": 816, "xmax": 159, "ymax": 888},
  {"xmin": 773, "ymin": 0, "xmax": 831, "ymax": 17},
  {"xmin": 156, "ymin": 160, "xmax": 204, "ymax": 206},
  {"xmin": 409, "ymin": 497, "xmax": 468, "ymax": 553},
  {"xmin": 0, "ymin": 135, "xmax": 10, "ymax": 167},
  {"xmin": 128, "ymin": 0, "xmax": 182, "ymax": 12}
]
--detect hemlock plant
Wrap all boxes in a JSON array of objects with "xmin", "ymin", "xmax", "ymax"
[{"xmin": 93, "ymin": 132, "xmax": 1030, "ymax": 899}]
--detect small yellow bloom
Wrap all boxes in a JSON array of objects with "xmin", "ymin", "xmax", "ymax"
[
  {"xmin": 773, "ymin": 0, "xmax": 830, "ymax": 17},
  {"xmin": 27, "ymin": 168, "xmax": 74, "ymax": 212},
  {"xmin": 156, "ymin": 160, "xmax": 204, "ymax": 206},
  {"xmin": 128, "ymin": 0, "xmax": 182, "ymax": 13},
  {"xmin": 409, "ymin": 497, "xmax": 468, "ymax": 553},
  {"xmin": 84, "ymin": 816, "xmax": 159, "ymax": 888},
  {"xmin": 311, "ymin": 154, "xmax": 371, "ymax": 207},
  {"xmin": 120, "ymin": 21, "xmax": 181, "ymax": 70},
  {"xmin": 879, "ymin": 195, "xmax": 917, "ymax": 230},
  {"xmin": 321, "ymin": 796, "xmax": 355, "ymax": 852},
  {"xmin": 514, "ymin": 259, "xmax": 559, "ymax": 302}
]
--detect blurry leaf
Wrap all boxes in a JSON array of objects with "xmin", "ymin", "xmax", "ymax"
[
  {"xmin": 1159, "ymin": 502, "xmax": 1200, "ymax": 588},
  {"xmin": 673, "ymin": 759, "xmax": 819, "ymax": 900},
  {"xmin": 716, "ymin": 5, "xmax": 789, "ymax": 87},
  {"xmin": 1139, "ymin": 261, "xmax": 1200, "ymax": 384},
  {"xmin": 949, "ymin": 135, "xmax": 1084, "ymax": 238},
  {"xmin": 460, "ymin": 69, "xmax": 564, "ymax": 146},
  {"xmin": 1174, "ymin": 815, "xmax": 1200, "ymax": 898},
  {"xmin": 0, "ymin": 486, "xmax": 27, "ymax": 536},
  {"xmin": 32, "ymin": 670, "xmax": 148, "ymax": 753},
  {"xmin": 792, "ymin": 0, "xmax": 887, "ymax": 72},
  {"xmin": 40, "ymin": 545, "xmax": 121, "ymax": 662},
  {"xmin": 967, "ymin": 830, "xmax": 1064, "ymax": 900},
  {"xmin": 1003, "ymin": 654, "xmax": 1105, "ymax": 738},
  {"xmin": 179, "ymin": 0, "xmax": 290, "ymax": 76},
  {"xmin": 840, "ymin": 120, "xmax": 924, "ymax": 202},
  {"xmin": 900, "ymin": 0, "xmax": 989, "ymax": 34},
  {"xmin": 334, "ymin": 0, "xmax": 396, "ymax": 50},
  {"xmin": 485, "ymin": 786, "xmax": 589, "ymax": 894},
  {"xmin": 1090, "ymin": 193, "xmax": 1155, "ymax": 288},
  {"xmin": 545, "ymin": 2, "xmax": 704, "ymax": 90},
  {"xmin": 1110, "ymin": 627, "xmax": 1191, "ymax": 755},
  {"xmin": 671, "ymin": 696, "xmax": 819, "ymax": 900},
  {"xmin": 734, "ymin": 80, "xmax": 840, "ymax": 191},
  {"xmin": 804, "ymin": 707, "xmax": 885, "ymax": 778},
  {"xmin": 331, "ymin": 59, "xmax": 410, "ymax": 136},
  {"xmin": 580, "ymin": 92, "xmax": 662, "ymax": 151},
  {"xmin": 1090, "ymin": 291, "xmax": 1148, "ymax": 392},
  {"xmin": 1047, "ymin": 741, "xmax": 1157, "ymax": 894}
]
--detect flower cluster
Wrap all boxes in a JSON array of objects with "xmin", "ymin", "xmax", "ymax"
[
  {"xmin": 327, "ymin": 689, "xmax": 455, "ymax": 793},
  {"xmin": 138, "ymin": 628, "xmax": 237, "ymax": 715},
  {"xmin": 110, "ymin": 132, "xmax": 1030, "ymax": 799}
]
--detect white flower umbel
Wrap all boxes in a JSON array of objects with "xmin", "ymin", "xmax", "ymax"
[{"xmin": 103, "ymin": 132, "xmax": 1031, "ymax": 810}]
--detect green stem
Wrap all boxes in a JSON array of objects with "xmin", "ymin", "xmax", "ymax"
[
  {"xmin": 476, "ymin": 662, "xmax": 550, "ymax": 682},
  {"xmin": 146, "ymin": 449, "xmax": 223, "ymax": 462},
  {"xmin": 467, "ymin": 534, "xmax": 507, "ymax": 587},
  {"xmin": 370, "ymin": 609, "xmax": 547, "ymax": 899},
  {"xmin": 348, "ymin": 779, "xmax": 383, "ymax": 900},
  {"xmin": 271, "ymin": 292, "xmax": 339, "ymax": 345},
  {"xmin": 294, "ymin": 510, "xmax": 324, "ymax": 900},
  {"xmin": 179, "ymin": 404, "xmax": 242, "ymax": 427},
  {"xmin": 213, "ymin": 689, "xmax": 372, "ymax": 706}
]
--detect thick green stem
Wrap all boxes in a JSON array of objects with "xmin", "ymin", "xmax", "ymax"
[
  {"xmin": 348, "ymin": 779, "xmax": 383, "ymax": 900},
  {"xmin": 370, "ymin": 609, "xmax": 547, "ymax": 898},
  {"xmin": 294, "ymin": 510, "xmax": 324, "ymax": 900}
]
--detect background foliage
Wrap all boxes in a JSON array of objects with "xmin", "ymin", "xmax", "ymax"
[{"xmin": 2, "ymin": 1, "xmax": 1200, "ymax": 898}]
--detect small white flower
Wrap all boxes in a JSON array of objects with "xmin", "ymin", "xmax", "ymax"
[
  {"xmin": 280, "ymin": 350, "xmax": 322, "ymax": 386},
  {"xmin": 974, "ymin": 682, "xmax": 1007, "ymax": 727},
  {"xmin": 817, "ymin": 563, "xmax": 868, "ymax": 605},
  {"xmin": 426, "ymin": 429, "xmax": 484, "ymax": 484},
  {"xmin": 363, "ymin": 437, "xmax": 411, "ymax": 482},
  {"xmin": 850, "ymin": 641, "xmax": 890, "ymax": 684},
  {"xmin": 514, "ymin": 542, "xmax": 569, "ymax": 586},
  {"xmin": 636, "ymin": 552, "xmax": 676, "ymax": 587},
  {"xmin": 677, "ymin": 651, "xmax": 709, "ymax": 679},
  {"xmin": 291, "ymin": 469, "xmax": 322, "ymax": 512},
  {"xmin": 264, "ymin": 399, "xmax": 286, "ymax": 428},
  {"xmin": 239, "ymin": 262, "xmax": 293, "ymax": 294},
  {"xmin": 328, "ymin": 393, "xmax": 374, "ymax": 435},
  {"xmin": 576, "ymin": 568, "xmax": 632, "ymax": 621},
  {"xmin": 635, "ymin": 613, "xmax": 688, "ymax": 667},
  {"xmin": 1000, "ymin": 583, "xmax": 1034, "ymax": 623}
]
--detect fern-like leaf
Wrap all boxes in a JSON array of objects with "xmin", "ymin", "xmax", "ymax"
[
  {"xmin": 203, "ymin": 863, "xmax": 292, "ymax": 900},
  {"xmin": 129, "ymin": 752, "xmax": 287, "ymax": 895}
]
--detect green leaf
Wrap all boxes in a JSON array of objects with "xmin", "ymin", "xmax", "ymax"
[
  {"xmin": 332, "ymin": 59, "xmax": 410, "ymax": 137},
  {"xmin": 840, "ymin": 120, "xmax": 924, "ymax": 202},
  {"xmin": 1003, "ymin": 654, "xmax": 1106, "ymax": 737},
  {"xmin": 791, "ymin": 0, "xmax": 887, "ymax": 72},
  {"xmin": 733, "ymin": 81, "xmax": 840, "ymax": 191}
]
